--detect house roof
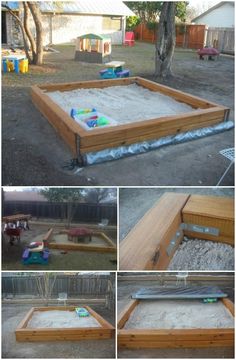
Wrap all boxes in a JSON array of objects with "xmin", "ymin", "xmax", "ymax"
[
  {"xmin": 3, "ymin": 0, "xmax": 134, "ymax": 16},
  {"xmin": 192, "ymin": 1, "xmax": 234, "ymax": 22}
]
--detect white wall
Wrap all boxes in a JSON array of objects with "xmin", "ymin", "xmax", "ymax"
[
  {"xmin": 194, "ymin": 3, "xmax": 234, "ymax": 28},
  {"xmin": 30, "ymin": 14, "xmax": 124, "ymax": 45},
  {"xmin": 43, "ymin": 14, "xmax": 103, "ymax": 45}
]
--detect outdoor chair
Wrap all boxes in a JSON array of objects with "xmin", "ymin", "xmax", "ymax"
[
  {"xmin": 124, "ymin": 31, "xmax": 135, "ymax": 46},
  {"xmin": 176, "ymin": 272, "xmax": 188, "ymax": 286},
  {"xmin": 57, "ymin": 292, "xmax": 67, "ymax": 306},
  {"xmin": 98, "ymin": 219, "xmax": 109, "ymax": 228},
  {"xmin": 216, "ymin": 148, "xmax": 234, "ymax": 186}
]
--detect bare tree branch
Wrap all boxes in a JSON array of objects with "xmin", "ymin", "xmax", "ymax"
[
  {"xmin": 27, "ymin": 2, "xmax": 44, "ymax": 65},
  {"xmin": 23, "ymin": 2, "xmax": 36, "ymax": 63},
  {"xmin": 155, "ymin": 2, "xmax": 176, "ymax": 78}
]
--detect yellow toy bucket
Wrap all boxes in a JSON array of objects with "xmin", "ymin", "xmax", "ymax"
[
  {"xmin": 19, "ymin": 59, "xmax": 29, "ymax": 73},
  {"xmin": 6, "ymin": 60, "xmax": 14, "ymax": 72}
]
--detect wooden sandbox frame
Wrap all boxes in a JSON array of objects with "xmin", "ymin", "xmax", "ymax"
[
  {"xmin": 31, "ymin": 77, "xmax": 230, "ymax": 164},
  {"xmin": 117, "ymin": 298, "xmax": 234, "ymax": 349},
  {"xmin": 44, "ymin": 228, "xmax": 117, "ymax": 253},
  {"xmin": 119, "ymin": 193, "xmax": 234, "ymax": 270},
  {"xmin": 15, "ymin": 305, "xmax": 114, "ymax": 342}
]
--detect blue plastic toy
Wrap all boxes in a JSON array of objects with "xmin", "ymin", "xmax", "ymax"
[
  {"xmin": 99, "ymin": 66, "xmax": 130, "ymax": 79},
  {"xmin": 71, "ymin": 108, "xmax": 96, "ymax": 118},
  {"xmin": 75, "ymin": 307, "xmax": 90, "ymax": 317},
  {"xmin": 70, "ymin": 107, "xmax": 113, "ymax": 129},
  {"xmin": 86, "ymin": 119, "xmax": 97, "ymax": 128},
  {"xmin": 22, "ymin": 248, "xmax": 50, "ymax": 265}
]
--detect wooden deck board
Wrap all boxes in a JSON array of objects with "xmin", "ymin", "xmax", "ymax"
[
  {"xmin": 119, "ymin": 193, "xmax": 190, "ymax": 270},
  {"xmin": 182, "ymin": 195, "xmax": 234, "ymax": 245}
]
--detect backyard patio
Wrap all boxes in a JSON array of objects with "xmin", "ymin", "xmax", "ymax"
[{"xmin": 2, "ymin": 42, "xmax": 234, "ymax": 186}]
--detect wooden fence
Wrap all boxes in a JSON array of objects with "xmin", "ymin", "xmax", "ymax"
[
  {"xmin": 2, "ymin": 274, "xmax": 112, "ymax": 297},
  {"xmin": 3, "ymin": 201, "xmax": 117, "ymax": 224},
  {"xmin": 205, "ymin": 27, "xmax": 234, "ymax": 54},
  {"xmin": 134, "ymin": 23, "xmax": 206, "ymax": 49}
]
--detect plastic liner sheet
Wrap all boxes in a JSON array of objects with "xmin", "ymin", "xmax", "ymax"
[
  {"xmin": 84, "ymin": 120, "xmax": 234, "ymax": 165},
  {"xmin": 131, "ymin": 286, "xmax": 227, "ymax": 300}
]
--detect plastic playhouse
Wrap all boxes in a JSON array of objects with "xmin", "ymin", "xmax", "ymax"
[
  {"xmin": 99, "ymin": 61, "xmax": 130, "ymax": 79},
  {"xmin": 22, "ymin": 241, "xmax": 50, "ymax": 265},
  {"xmin": 75, "ymin": 33, "xmax": 111, "ymax": 63}
]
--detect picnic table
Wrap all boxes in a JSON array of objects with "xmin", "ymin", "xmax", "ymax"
[
  {"xmin": 99, "ymin": 61, "xmax": 129, "ymax": 79},
  {"xmin": 2, "ymin": 214, "xmax": 31, "ymax": 223}
]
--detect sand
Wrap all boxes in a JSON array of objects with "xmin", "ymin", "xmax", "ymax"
[
  {"xmin": 47, "ymin": 84, "xmax": 196, "ymax": 126},
  {"xmin": 54, "ymin": 234, "xmax": 106, "ymax": 246},
  {"xmin": 27, "ymin": 310, "xmax": 101, "ymax": 328},
  {"xmin": 168, "ymin": 238, "xmax": 234, "ymax": 270},
  {"xmin": 124, "ymin": 300, "xmax": 234, "ymax": 329}
]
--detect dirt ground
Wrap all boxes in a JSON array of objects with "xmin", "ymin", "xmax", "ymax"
[
  {"xmin": 117, "ymin": 276, "xmax": 234, "ymax": 358},
  {"xmin": 2, "ymin": 43, "xmax": 234, "ymax": 186},
  {"xmin": 2, "ymin": 222, "xmax": 117, "ymax": 271},
  {"xmin": 2, "ymin": 303, "xmax": 115, "ymax": 358}
]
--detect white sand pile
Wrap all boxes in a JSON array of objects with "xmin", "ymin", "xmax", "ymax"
[
  {"xmin": 47, "ymin": 84, "xmax": 196, "ymax": 125},
  {"xmin": 168, "ymin": 238, "xmax": 234, "ymax": 270},
  {"xmin": 124, "ymin": 300, "xmax": 234, "ymax": 329},
  {"xmin": 27, "ymin": 310, "xmax": 101, "ymax": 328}
]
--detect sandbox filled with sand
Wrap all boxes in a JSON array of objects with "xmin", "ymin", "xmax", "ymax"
[
  {"xmin": 27, "ymin": 310, "xmax": 101, "ymax": 328},
  {"xmin": 53, "ymin": 234, "xmax": 107, "ymax": 246},
  {"xmin": 124, "ymin": 300, "xmax": 234, "ymax": 329},
  {"xmin": 47, "ymin": 84, "xmax": 196, "ymax": 126}
]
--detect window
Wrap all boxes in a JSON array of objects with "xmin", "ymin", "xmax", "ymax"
[{"xmin": 102, "ymin": 16, "xmax": 122, "ymax": 31}]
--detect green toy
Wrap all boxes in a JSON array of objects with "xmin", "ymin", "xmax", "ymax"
[
  {"xmin": 203, "ymin": 298, "xmax": 218, "ymax": 303},
  {"xmin": 75, "ymin": 307, "xmax": 89, "ymax": 317},
  {"xmin": 97, "ymin": 116, "xmax": 110, "ymax": 126}
]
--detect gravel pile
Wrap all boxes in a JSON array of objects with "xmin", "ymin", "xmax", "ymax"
[{"xmin": 168, "ymin": 238, "xmax": 234, "ymax": 270}]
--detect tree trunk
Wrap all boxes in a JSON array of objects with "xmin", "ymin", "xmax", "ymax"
[
  {"xmin": 154, "ymin": 2, "xmax": 176, "ymax": 79},
  {"xmin": 27, "ymin": 2, "xmax": 44, "ymax": 65},
  {"xmin": 2, "ymin": 4, "xmax": 32, "ymax": 62},
  {"xmin": 23, "ymin": 2, "xmax": 37, "ymax": 64}
]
